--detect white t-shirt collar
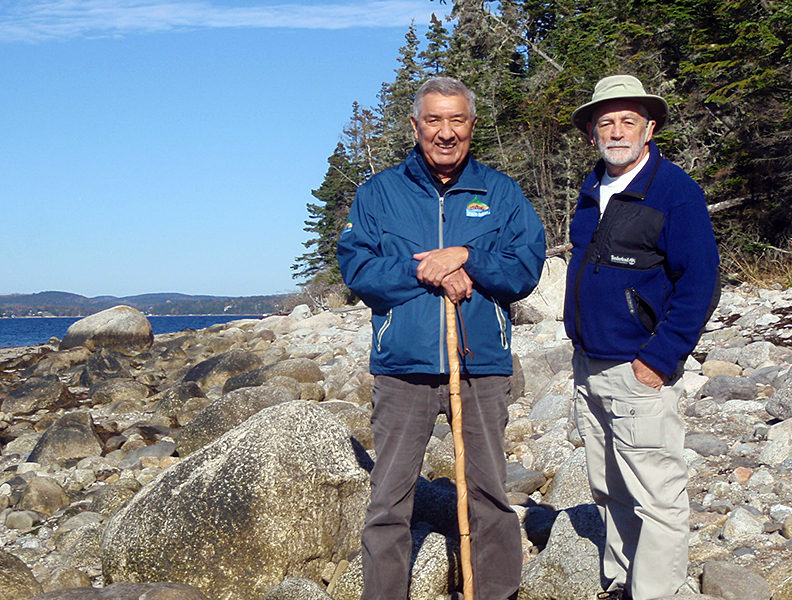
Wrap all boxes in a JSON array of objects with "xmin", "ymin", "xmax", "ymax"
[{"xmin": 598, "ymin": 152, "xmax": 651, "ymax": 217}]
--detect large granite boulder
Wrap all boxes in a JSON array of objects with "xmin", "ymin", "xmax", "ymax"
[
  {"xmin": 88, "ymin": 479, "xmax": 141, "ymax": 517},
  {"xmin": 543, "ymin": 446, "xmax": 594, "ymax": 510},
  {"xmin": 260, "ymin": 578, "xmax": 332, "ymax": 600},
  {"xmin": 152, "ymin": 382, "xmax": 205, "ymax": 419},
  {"xmin": 101, "ymin": 401, "xmax": 369, "ymax": 600},
  {"xmin": 175, "ymin": 383, "xmax": 298, "ymax": 456},
  {"xmin": 701, "ymin": 560, "xmax": 770, "ymax": 600},
  {"xmin": 518, "ymin": 504, "xmax": 604, "ymax": 600},
  {"xmin": 767, "ymin": 560, "xmax": 792, "ymax": 600},
  {"xmin": 698, "ymin": 375, "xmax": 757, "ymax": 402},
  {"xmin": 331, "ymin": 527, "xmax": 460, "ymax": 600},
  {"xmin": 60, "ymin": 306, "xmax": 153, "ymax": 354},
  {"xmin": 767, "ymin": 375, "xmax": 792, "ymax": 421},
  {"xmin": 516, "ymin": 343, "xmax": 573, "ymax": 400},
  {"xmin": 79, "ymin": 349, "xmax": 131, "ymax": 387},
  {"xmin": 89, "ymin": 379, "xmax": 150, "ymax": 407},
  {"xmin": 17, "ymin": 475, "xmax": 70, "ymax": 516},
  {"xmin": 39, "ymin": 566, "xmax": 92, "ymax": 592},
  {"xmin": 27, "ymin": 411, "xmax": 104, "ymax": 466},
  {"xmin": 1, "ymin": 375, "xmax": 76, "ymax": 416},
  {"xmin": 28, "ymin": 346, "xmax": 91, "ymax": 377},
  {"xmin": 181, "ymin": 348, "xmax": 263, "ymax": 392},
  {"xmin": 0, "ymin": 549, "xmax": 43, "ymax": 600},
  {"xmin": 511, "ymin": 257, "xmax": 567, "ymax": 324},
  {"xmin": 223, "ymin": 358, "xmax": 325, "ymax": 393},
  {"xmin": 55, "ymin": 520, "xmax": 105, "ymax": 569},
  {"xmin": 758, "ymin": 419, "xmax": 792, "ymax": 467}
]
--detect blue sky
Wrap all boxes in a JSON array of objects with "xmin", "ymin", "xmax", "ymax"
[{"xmin": 0, "ymin": 0, "xmax": 452, "ymax": 298}]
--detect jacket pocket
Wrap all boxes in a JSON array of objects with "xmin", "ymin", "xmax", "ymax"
[
  {"xmin": 624, "ymin": 287, "xmax": 658, "ymax": 333},
  {"xmin": 375, "ymin": 309, "xmax": 393, "ymax": 352},
  {"xmin": 493, "ymin": 299, "xmax": 509, "ymax": 350}
]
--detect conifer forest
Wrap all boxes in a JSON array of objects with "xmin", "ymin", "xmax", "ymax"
[{"xmin": 292, "ymin": 0, "xmax": 792, "ymax": 297}]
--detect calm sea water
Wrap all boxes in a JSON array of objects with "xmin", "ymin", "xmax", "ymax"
[{"xmin": 0, "ymin": 315, "xmax": 262, "ymax": 348}]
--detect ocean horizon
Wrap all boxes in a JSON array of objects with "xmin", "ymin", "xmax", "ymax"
[{"xmin": 0, "ymin": 314, "xmax": 262, "ymax": 349}]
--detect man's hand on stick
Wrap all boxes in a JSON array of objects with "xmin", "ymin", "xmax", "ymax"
[
  {"xmin": 441, "ymin": 269, "xmax": 473, "ymax": 304},
  {"xmin": 414, "ymin": 247, "xmax": 469, "ymax": 287}
]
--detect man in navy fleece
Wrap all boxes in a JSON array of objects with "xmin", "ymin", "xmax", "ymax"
[{"xmin": 564, "ymin": 75, "xmax": 720, "ymax": 600}]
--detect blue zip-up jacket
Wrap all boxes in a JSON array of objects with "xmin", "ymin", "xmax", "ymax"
[
  {"xmin": 337, "ymin": 149, "xmax": 546, "ymax": 376},
  {"xmin": 563, "ymin": 141, "xmax": 720, "ymax": 377}
]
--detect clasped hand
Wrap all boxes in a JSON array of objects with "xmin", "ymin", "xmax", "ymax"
[{"xmin": 413, "ymin": 247, "xmax": 472, "ymax": 304}]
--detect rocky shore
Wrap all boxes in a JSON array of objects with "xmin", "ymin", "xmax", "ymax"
[{"xmin": 1, "ymin": 265, "xmax": 791, "ymax": 600}]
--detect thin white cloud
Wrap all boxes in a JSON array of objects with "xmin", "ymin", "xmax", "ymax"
[{"xmin": 0, "ymin": 0, "xmax": 450, "ymax": 42}]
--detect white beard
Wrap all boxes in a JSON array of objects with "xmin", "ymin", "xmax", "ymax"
[{"xmin": 595, "ymin": 126, "xmax": 650, "ymax": 167}]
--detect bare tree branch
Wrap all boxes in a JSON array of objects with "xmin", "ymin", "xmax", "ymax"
[
  {"xmin": 707, "ymin": 197, "xmax": 750, "ymax": 213},
  {"xmin": 484, "ymin": 9, "xmax": 564, "ymax": 73},
  {"xmin": 547, "ymin": 243, "xmax": 572, "ymax": 257},
  {"xmin": 331, "ymin": 165, "xmax": 361, "ymax": 188}
]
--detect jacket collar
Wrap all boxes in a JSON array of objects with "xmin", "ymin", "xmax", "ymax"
[
  {"xmin": 405, "ymin": 147, "xmax": 488, "ymax": 195},
  {"xmin": 581, "ymin": 140, "xmax": 661, "ymax": 203}
]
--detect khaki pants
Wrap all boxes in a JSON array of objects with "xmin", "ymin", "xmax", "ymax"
[
  {"xmin": 361, "ymin": 374, "xmax": 521, "ymax": 600},
  {"xmin": 572, "ymin": 352, "xmax": 688, "ymax": 600}
]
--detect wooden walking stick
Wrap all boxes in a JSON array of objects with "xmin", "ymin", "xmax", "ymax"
[{"xmin": 445, "ymin": 295, "xmax": 474, "ymax": 600}]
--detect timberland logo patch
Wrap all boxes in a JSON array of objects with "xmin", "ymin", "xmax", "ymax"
[
  {"xmin": 466, "ymin": 196, "xmax": 491, "ymax": 217},
  {"xmin": 611, "ymin": 254, "xmax": 637, "ymax": 266}
]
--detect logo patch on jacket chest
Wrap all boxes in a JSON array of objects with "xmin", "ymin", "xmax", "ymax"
[
  {"xmin": 610, "ymin": 254, "xmax": 637, "ymax": 266},
  {"xmin": 466, "ymin": 196, "xmax": 491, "ymax": 217}
]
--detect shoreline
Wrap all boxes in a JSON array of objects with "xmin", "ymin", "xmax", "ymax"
[
  {"xmin": 0, "ymin": 314, "xmax": 264, "ymax": 319},
  {"xmin": 0, "ymin": 314, "xmax": 268, "ymax": 352}
]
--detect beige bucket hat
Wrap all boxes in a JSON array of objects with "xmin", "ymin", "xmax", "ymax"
[{"xmin": 571, "ymin": 74, "xmax": 669, "ymax": 133}]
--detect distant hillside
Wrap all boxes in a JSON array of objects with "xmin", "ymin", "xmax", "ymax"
[{"xmin": 0, "ymin": 291, "xmax": 294, "ymax": 317}]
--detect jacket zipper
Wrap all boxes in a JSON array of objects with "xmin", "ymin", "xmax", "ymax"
[
  {"xmin": 574, "ymin": 203, "xmax": 601, "ymax": 350},
  {"xmin": 438, "ymin": 192, "xmax": 446, "ymax": 373},
  {"xmin": 493, "ymin": 299, "xmax": 509, "ymax": 350},
  {"xmin": 375, "ymin": 309, "xmax": 393, "ymax": 352},
  {"xmin": 592, "ymin": 200, "xmax": 619, "ymax": 274},
  {"xmin": 433, "ymin": 184, "xmax": 485, "ymax": 373}
]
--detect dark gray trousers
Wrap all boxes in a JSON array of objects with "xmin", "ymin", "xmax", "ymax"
[{"xmin": 361, "ymin": 374, "xmax": 521, "ymax": 600}]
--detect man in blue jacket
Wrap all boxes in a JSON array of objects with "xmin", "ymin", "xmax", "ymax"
[
  {"xmin": 564, "ymin": 75, "xmax": 720, "ymax": 600},
  {"xmin": 337, "ymin": 77, "xmax": 545, "ymax": 600}
]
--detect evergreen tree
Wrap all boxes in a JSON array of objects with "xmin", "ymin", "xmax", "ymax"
[
  {"xmin": 291, "ymin": 104, "xmax": 378, "ymax": 283},
  {"xmin": 295, "ymin": 0, "xmax": 792, "ymax": 291},
  {"xmin": 420, "ymin": 13, "xmax": 451, "ymax": 76},
  {"xmin": 291, "ymin": 143, "xmax": 358, "ymax": 283},
  {"xmin": 377, "ymin": 23, "xmax": 423, "ymax": 168},
  {"xmin": 679, "ymin": 0, "xmax": 792, "ymax": 263}
]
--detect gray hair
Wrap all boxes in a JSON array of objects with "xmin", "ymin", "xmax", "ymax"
[{"xmin": 413, "ymin": 77, "xmax": 476, "ymax": 120}]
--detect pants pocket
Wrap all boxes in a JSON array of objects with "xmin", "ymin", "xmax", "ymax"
[{"xmin": 610, "ymin": 377, "xmax": 665, "ymax": 450}]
